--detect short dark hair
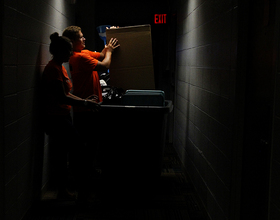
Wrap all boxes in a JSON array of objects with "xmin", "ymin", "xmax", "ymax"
[{"xmin": 62, "ymin": 26, "xmax": 81, "ymax": 41}]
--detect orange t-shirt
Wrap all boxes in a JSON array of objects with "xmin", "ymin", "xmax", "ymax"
[
  {"xmin": 69, "ymin": 50, "xmax": 102, "ymax": 112},
  {"xmin": 42, "ymin": 59, "xmax": 72, "ymax": 115}
]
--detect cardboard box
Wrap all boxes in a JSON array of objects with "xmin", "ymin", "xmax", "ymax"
[{"xmin": 106, "ymin": 25, "xmax": 155, "ymax": 90}]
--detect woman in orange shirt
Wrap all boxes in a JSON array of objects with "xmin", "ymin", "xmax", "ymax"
[{"xmin": 42, "ymin": 32, "xmax": 100, "ymax": 199}]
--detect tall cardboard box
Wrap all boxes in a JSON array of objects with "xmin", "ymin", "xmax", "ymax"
[{"xmin": 106, "ymin": 25, "xmax": 155, "ymax": 90}]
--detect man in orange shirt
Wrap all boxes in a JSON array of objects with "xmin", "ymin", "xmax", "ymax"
[{"xmin": 62, "ymin": 26, "xmax": 119, "ymax": 170}]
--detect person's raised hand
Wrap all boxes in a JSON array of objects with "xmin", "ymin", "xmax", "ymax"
[{"xmin": 105, "ymin": 38, "xmax": 120, "ymax": 52}]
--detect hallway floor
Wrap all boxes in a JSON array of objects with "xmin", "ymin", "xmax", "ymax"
[{"xmin": 24, "ymin": 144, "xmax": 207, "ymax": 220}]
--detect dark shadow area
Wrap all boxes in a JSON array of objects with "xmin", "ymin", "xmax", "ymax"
[
  {"xmin": 23, "ymin": 143, "xmax": 208, "ymax": 220},
  {"xmin": 31, "ymin": 44, "xmax": 48, "ymax": 200}
]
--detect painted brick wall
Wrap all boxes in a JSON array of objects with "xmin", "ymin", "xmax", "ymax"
[
  {"xmin": 174, "ymin": 0, "xmax": 238, "ymax": 219},
  {"xmin": 1, "ymin": 0, "xmax": 74, "ymax": 219},
  {"xmin": 269, "ymin": 4, "xmax": 280, "ymax": 218},
  {"xmin": 270, "ymin": 71, "xmax": 280, "ymax": 218}
]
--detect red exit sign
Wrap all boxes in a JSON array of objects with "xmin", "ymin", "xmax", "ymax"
[{"xmin": 154, "ymin": 14, "xmax": 167, "ymax": 24}]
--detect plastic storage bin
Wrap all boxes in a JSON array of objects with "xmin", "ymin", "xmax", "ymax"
[
  {"xmin": 121, "ymin": 90, "xmax": 165, "ymax": 106},
  {"xmin": 99, "ymin": 100, "xmax": 173, "ymax": 180}
]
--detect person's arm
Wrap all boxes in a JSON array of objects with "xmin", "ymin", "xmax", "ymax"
[
  {"xmin": 94, "ymin": 38, "xmax": 120, "ymax": 72},
  {"xmin": 99, "ymin": 48, "xmax": 106, "ymax": 61},
  {"xmin": 99, "ymin": 27, "xmax": 119, "ymax": 61},
  {"xmin": 49, "ymin": 80, "xmax": 100, "ymax": 111}
]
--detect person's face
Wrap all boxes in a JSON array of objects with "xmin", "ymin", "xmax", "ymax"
[{"xmin": 72, "ymin": 31, "xmax": 85, "ymax": 51}]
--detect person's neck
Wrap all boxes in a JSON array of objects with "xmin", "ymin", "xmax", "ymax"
[
  {"xmin": 73, "ymin": 45, "xmax": 84, "ymax": 52},
  {"xmin": 52, "ymin": 57, "xmax": 63, "ymax": 65}
]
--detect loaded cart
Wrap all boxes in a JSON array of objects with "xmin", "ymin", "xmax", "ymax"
[
  {"xmin": 98, "ymin": 25, "xmax": 173, "ymax": 183},
  {"xmin": 99, "ymin": 98, "xmax": 173, "ymax": 180}
]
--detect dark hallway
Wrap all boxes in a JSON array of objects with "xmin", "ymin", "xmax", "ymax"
[
  {"xmin": 2, "ymin": 0, "xmax": 280, "ymax": 220},
  {"xmin": 23, "ymin": 144, "xmax": 207, "ymax": 220}
]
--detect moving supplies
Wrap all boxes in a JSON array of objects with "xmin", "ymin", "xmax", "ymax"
[
  {"xmin": 122, "ymin": 90, "xmax": 165, "ymax": 106},
  {"xmin": 106, "ymin": 25, "xmax": 155, "ymax": 90}
]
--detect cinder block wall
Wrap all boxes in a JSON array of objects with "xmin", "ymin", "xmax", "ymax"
[
  {"xmin": 270, "ymin": 37, "xmax": 280, "ymax": 218},
  {"xmin": 1, "ymin": 1, "xmax": 74, "ymax": 219},
  {"xmin": 174, "ymin": 0, "xmax": 238, "ymax": 219},
  {"xmin": 271, "ymin": 75, "xmax": 280, "ymax": 219}
]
